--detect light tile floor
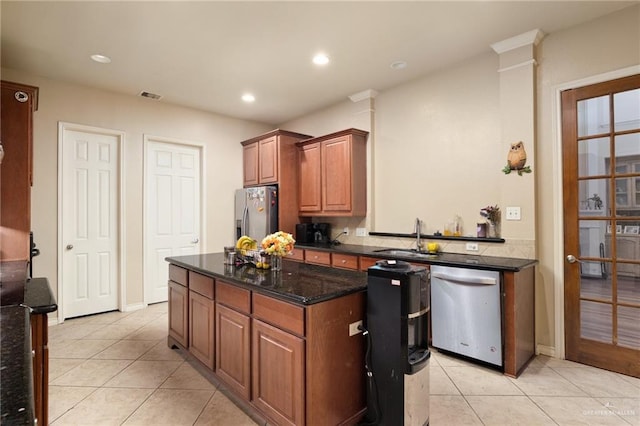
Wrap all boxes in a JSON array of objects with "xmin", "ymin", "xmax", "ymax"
[{"xmin": 49, "ymin": 303, "xmax": 640, "ymax": 425}]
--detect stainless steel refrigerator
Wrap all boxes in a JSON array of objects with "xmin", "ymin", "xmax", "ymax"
[{"xmin": 234, "ymin": 186, "xmax": 278, "ymax": 242}]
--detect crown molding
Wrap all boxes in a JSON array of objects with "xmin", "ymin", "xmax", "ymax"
[
  {"xmin": 349, "ymin": 89, "xmax": 378, "ymax": 102},
  {"xmin": 491, "ymin": 29, "xmax": 545, "ymax": 54}
]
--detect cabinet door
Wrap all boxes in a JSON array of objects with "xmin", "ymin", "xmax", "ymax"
[
  {"xmin": 216, "ymin": 304, "xmax": 251, "ymax": 399},
  {"xmin": 1, "ymin": 82, "xmax": 37, "ymax": 261},
  {"xmin": 259, "ymin": 136, "xmax": 279, "ymax": 184},
  {"xmin": 298, "ymin": 142, "xmax": 322, "ymax": 213},
  {"xmin": 189, "ymin": 291, "xmax": 215, "ymax": 369},
  {"xmin": 243, "ymin": 142, "xmax": 259, "ymax": 187},
  {"xmin": 168, "ymin": 281, "xmax": 188, "ymax": 347},
  {"xmin": 252, "ymin": 319, "xmax": 304, "ymax": 426},
  {"xmin": 321, "ymin": 136, "xmax": 351, "ymax": 212}
]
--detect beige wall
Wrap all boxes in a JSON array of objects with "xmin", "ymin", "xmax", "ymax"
[
  {"xmin": 280, "ymin": 6, "xmax": 640, "ymax": 354},
  {"xmin": 1, "ymin": 68, "xmax": 271, "ymax": 315},
  {"xmin": 3, "ymin": 5, "xmax": 638, "ymax": 352}
]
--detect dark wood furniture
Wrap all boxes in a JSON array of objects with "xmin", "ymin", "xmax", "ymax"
[
  {"xmin": 0, "ymin": 80, "xmax": 38, "ymax": 261},
  {"xmin": 297, "ymin": 129, "xmax": 368, "ymax": 217},
  {"xmin": 241, "ymin": 129, "xmax": 312, "ymax": 236}
]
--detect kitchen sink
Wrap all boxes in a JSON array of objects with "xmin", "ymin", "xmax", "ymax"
[{"xmin": 373, "ymin": 249, "xmax": 439, "ymax": 259}]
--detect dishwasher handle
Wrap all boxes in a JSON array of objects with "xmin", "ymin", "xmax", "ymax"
[{"xmin": 431, "ymin": 272, "xmax": 498, "ymax": 286}]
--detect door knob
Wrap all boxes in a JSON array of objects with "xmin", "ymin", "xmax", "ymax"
[
  {"xmin": 191, "ymin": 238, "xmax": 199, "ymax": 244},
  {"xmin": 66, "ymin": 244, "xmax": 74, "ymax": 250},
  {"xmin": 566, "ymin": 254, "xmax": 582, "ymax": 264}
]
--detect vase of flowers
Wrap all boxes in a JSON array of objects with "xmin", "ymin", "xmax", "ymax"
[
  {"xmin": 480, "ymin": 205, "xmax": 501, "ymax": 238},
  {"xmin": 261, "ymin": 231, "xmax": 295, "ymax": 271}
]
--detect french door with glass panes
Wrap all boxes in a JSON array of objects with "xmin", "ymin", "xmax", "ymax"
[{"xmin": 561, "ymin": 74, "xmax": 639, "ymax": 377}]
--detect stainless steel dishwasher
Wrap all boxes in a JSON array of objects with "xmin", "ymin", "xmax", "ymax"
[{"xmin": 430, "ymin": 265, "xmax": 502, "ymax": 367}]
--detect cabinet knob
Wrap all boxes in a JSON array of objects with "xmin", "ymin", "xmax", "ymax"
[{"xmin": 341, "ymin": 259, "xmax": 346, "ymax": 263}]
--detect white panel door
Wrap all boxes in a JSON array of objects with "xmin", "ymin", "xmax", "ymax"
[
  {"xmin": 145, "ymin": 139, "xmax": 201, "ymax": 304},
  {"xmin": 61, "ymin": 128, "xmax": 120, "ymax": 319}
]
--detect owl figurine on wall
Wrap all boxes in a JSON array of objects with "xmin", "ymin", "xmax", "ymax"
[{"xmin": 503, "ymin": 141, "xmax": 532, "ymax": 175}]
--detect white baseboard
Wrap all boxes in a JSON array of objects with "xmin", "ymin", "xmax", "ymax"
[
  {"xmin": 536, "ymin": 344, "xmax": 556, "ymax": 358},
  {"xmin": 122, "ymin": 303, "xmax": 147, "ymax": 312}
]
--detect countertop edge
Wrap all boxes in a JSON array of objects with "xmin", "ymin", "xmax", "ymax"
[{"xmin": 297, "ymin": 243, "xmax": 538, "ymax": 272}]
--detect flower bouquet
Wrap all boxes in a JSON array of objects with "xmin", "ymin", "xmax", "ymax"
[{"xmin": 260, "ymin": 231, "xmax": 296, "ymax": 270}]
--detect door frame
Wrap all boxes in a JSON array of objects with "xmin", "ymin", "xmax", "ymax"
[
  {"xmin": 142, "ymin": 134, "xmax": 206, "ymax": 305},
  {"xmin": 57, "ymin": 122, "xmax": 125, "ymax": 323},
  {"xmin": 552, "ymin": 64, "xmax": 640, "ymax": 359}
]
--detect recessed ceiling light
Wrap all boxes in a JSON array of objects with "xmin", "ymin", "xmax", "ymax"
[
  {"xmin": 313, "ymin": 53, "xmax": 330, "ymax": 66},
  {"xmin": 90, "ymin": 54, "xmax": 111, "ymax": 64},
  {"xmin": 242, "ymin": 93, "xmax": 255, "ymax": 103},
  {"xmin": 390, "ymin": 60, "xmax": 407, "ymax": 70}
]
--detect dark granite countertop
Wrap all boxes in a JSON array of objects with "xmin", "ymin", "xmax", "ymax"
[
  {"xmin": 166, "ymin": 253, "xmax": 367, "ymax": 305},
  {"xmin": 0, "ymin": 305, "xmax": 35, "ymax": 425},
  {"xmin": 297, "ymin": 243, "xmax": 537, "ymax": 272}
]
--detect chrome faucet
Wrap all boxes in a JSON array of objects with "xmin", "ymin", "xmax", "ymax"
[{"xmin": 415, "ymin": 218, "xmax": 423, "ymax": 252}]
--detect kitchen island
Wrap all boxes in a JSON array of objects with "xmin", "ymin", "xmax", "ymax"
[
  {"xmin": 165, "ymin": 253, "xmax": 367, "ymax": 426},
  {"xmin": 0, "ymin": 261, "xmax": 58, "ymax": 425}
]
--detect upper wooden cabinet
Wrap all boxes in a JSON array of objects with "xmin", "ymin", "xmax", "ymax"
[
  {"xmin": 241, "ymin": 129, "xmax": 312, "ymax": 187},
  {"xmin": 241, "ymin": 129, "xmax": 312, "ymax": 235},
  {"xmin": 1, "ymin": 81, "xmax": 39, "ymax": 261},
  {"xmin": 297, "ymin": 128, "xmax": 368, "ymax": 217}
]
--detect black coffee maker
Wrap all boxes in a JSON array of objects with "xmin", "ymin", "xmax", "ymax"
[{"xmin": 295, "ymin": 223, "xmax": 331, "ymax": 244}]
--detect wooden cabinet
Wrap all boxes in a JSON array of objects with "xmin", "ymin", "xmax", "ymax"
[
  {"xmin": 189, "ymin": 271, "xmax": 215, "ymax": 369},
  {"xmin": 297, "ymin": 129, "xmax": 368, "ymax": 217},
  {"xmin": 359, "ymin": 256, "xmax": 382, "ymax": 271},
  {"xmin": 332, "ymin": 253, "xmax": 359, "ymax": 270},
  {"xmin": 298, "ymin": 142, "xmax": 322, "ymax": 213},
  {"xmin": 216, "ymin": 281, "xmax": 251, "ymax": 399},
  {"xmin": 304, "ymin": 249, "xmax": 331, "ymax": 266},
  {"xmin": 252, "ymin": 319, "xmax": 305, "ymax": 426},
  {"xmin": 0, "ymin": 81, "xmax": 38, "ymax": 261},
  {"xmin": 31, "ymin": 312, "xmax": 48, "ymax": 426},
  {"xmin": 168, "ymin": 278, "xmax": 189, "ymax": 348},
  {"xmin": 241, "ymin": 130, "xmax": 312, "ymax": 235},
  {"xmin": 189, "ymin": 291, "xmax": 215, "ymax": 369},
  {"xmin": 287, "ymin": 248, "xmax": 305, "ymax": 262}
]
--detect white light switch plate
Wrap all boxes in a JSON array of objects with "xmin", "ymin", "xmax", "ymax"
[
  {"xmin": 356, "ymin": 227, "xmax": 367, "ymax": 237},
  {"xmin": 506, "ymin": 206, "xmax": 521, "ymax": 220}
]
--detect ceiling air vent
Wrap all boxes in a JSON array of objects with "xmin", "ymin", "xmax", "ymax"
[{"xmin": 139, "ymin": 91, "xmax": 162, "ymax": 100}]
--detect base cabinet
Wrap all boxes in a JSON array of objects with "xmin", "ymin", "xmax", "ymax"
[
  {"xmin": 252, "ymin": 319, "xmax": 305, "ymax": 426},
  {"xmin": 216, "ymin": 303, "xmax": 251, "ymax": 399},
  {"xmin": 168, "ymin": 281, "xmax": 188, "ymax": 347},
  {"xmin": 189, "ymin": 291, "xmax": 215, "ymax": 369},
  {"xmin": 31, "ymin": 313, "xmax": 49, "ymax": 426}
]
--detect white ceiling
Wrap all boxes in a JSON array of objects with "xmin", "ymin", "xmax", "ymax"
[{"xmin": 1, "ymin": 1, "xmax": 635, "ymax": 125}]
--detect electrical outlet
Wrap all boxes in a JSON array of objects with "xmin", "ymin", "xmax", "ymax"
[
  {"xmin": 349, "ymin": 320, "xmax": 363, "ymax": 336},
  {"xmin": 343, "ymin": 227, "xmax": 350, "ymax": 236},
  {"xmin": 466, "ymin": 242, "xmax": 479, "ymax": 251},
  {"xmin": 506, "ymin": 206, "xmax": 521, "ymax": 220},
  {"xmin": 356, "ymin": 227, "xmax": 367, "ymax": 237}
]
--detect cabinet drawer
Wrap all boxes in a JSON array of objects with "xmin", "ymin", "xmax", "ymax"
[
  {"xmin": 359, "ymin": 256, "xmax": 382, "ymax": 271},
  {"xmin": 217, "ymin": 281, "xmax": 251, "ymax": 314},
  {"xmin": 288, "ymin": 248, "xmax": 305, "ymax": 262},
  {"xmin": 169, "ymin": 264, "xmax": 188, "ymax": 287},
  {"xmin": 189, "ymin": 271, "xmax": 214, "ymax": 299},
  {"xmin": 305, "ymin": 250, "xmax": 331, "ymax": 266},
  {"xmin": 332, "ymin": 253, "xmax": 359, "ymax": 270},
  {"xmin": 253, "ymin": 293, "xmax": 305, "ymax": 337}
]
